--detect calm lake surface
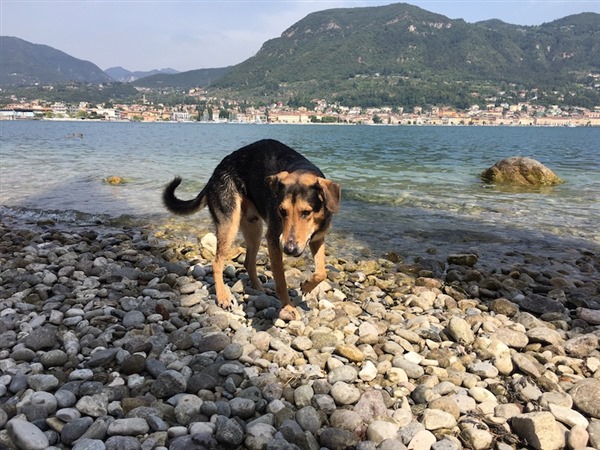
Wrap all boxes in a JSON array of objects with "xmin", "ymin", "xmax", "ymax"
[{"xmin": 1, "ymin": 121, "xmax": 599, "ymax": 267}]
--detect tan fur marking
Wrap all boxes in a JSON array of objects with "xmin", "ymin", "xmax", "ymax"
[{"xmin": 213, "ymin": 195, "xmax": 242, "ymax": 308}]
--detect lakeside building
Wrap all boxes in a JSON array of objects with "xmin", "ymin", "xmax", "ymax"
[{"xmin": 2, "ymin": 100, "xmax": 600, "ymax": 126}]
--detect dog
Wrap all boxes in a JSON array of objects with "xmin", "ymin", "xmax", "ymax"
[{"xmin": 163, "ymin": 139, "xmax": 341, "ymax": 321}]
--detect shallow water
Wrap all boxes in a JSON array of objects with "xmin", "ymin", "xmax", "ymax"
[{"xmin": 1, "ymin": 120, "xmax": 599, "ymax": 267}]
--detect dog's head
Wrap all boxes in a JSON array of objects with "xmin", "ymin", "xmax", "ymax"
[{"xmin": 266, "ymin": 171, "xmax": 341, "ymax": 256}]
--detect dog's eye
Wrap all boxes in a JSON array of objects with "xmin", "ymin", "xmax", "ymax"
[
  {"xmin": 301, "ymin": 210, "xmax": 312, "ymax": 219},
  {"xmin": 279, "ymin": 208, "xmax": 288, "ymax": 218}
]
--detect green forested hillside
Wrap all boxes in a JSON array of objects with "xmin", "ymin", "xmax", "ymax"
[
  {"xmin": 2, "ymin": 3, "xmax": 599, "ymax": 109},
  {"xmin": 0, "ymin": 36, "xmax": 113, "ymax": 87},
  {"xmin": 132, "ymin": 67, "xmax": 232, "ymax": 89},
  {"xmin": 211, "ymin": 4, "xmax": 600, "ymax": 106}
]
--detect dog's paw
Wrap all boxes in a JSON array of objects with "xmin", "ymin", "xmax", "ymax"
[
  {"xmin": 216, "ymin": 295, "xmax": 234, "ymax": 310},
  {"xmin": 301, "ymin": 278, "xmax": 321, "ymax": 295},
  {"xmin": 278, "ymin": 304, "xmax": 301, "ymax": 322}
]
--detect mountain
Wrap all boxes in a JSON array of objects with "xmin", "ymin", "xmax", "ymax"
[
  {"xmin": 211, "ymin": 4, "xmax": 600, "ymax": 103},
  {"xmin": 105, "ymin": 66, "xmax": 180, "ymax": 82},
  {"xmin": 0, "ymin": 36, "xmax": 112, "ymax": 87},
  {"xmin": 131, "ymin": 67, "xmax": 232, "ymax": 89}
]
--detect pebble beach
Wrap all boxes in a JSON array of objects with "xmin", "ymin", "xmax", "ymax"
[{"xmin": 1, "ymin": 216, "xmax": 599, "ymax": 450}]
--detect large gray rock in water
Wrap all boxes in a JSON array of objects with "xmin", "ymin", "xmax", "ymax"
[{"xmin": 481, "ymin": 157, "xmax": 562, "ymax": 186}]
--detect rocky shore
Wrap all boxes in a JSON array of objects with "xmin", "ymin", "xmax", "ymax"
[{"xmin": 0, "ymin": 217, "xmax": 599, "ymax": 450}]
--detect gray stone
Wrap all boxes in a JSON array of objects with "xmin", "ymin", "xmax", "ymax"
[
  {"xmin": 330, "ymin": 381, "xmax": 361, "ymax": 405},
  {"xmin": 174, "ymin": 395, "xmax": 203, "ymax": 425},
  {"xmin": 293, "ymin": 384, "xmax": 314, "ymax": 408},
  {"xmin": 55, "ymin": 407, "xmax": 81, "ymax": 422},
  {"xmin": 29, "ymin": 391, "xmax": 58, "ymax": 415},
  {"xmin": 150, "ymin": 370, "xmax": 187, "ymax": 398},
  {"xmin": 87, "ymin": 348, "xmax": 119, "ymax": 368},
  {"xmin": 195, "ymin": 331, "xmax": 231, "ymax": 353},
  {"xmin": 245, "ymin": 423, "xmax": 277, "ymax": 450},
  {"xmin": 295, "ymin": 405, "xmax": 322, "ymax": 434},
  {"xmin": 72, "ymin": 438, "xmax": 107, "ymax": 450},
  {"xmin": 55, "ymin": 389, "xmax": 78, "ymax": 408},
  {"xmin": 39, "ymin": 349, "xmax": 69, "ymax": 368},
  {"xmin": 107, "ymin": 418, "xmax": 149, "ymax": 436},
  {"xmin": 327, "ymin": 365, "xmax": 358, "ymax": 384},
  {"xmin": 229, "ymin": 397, "xmax": 256, "ymax": 420},
  {"xmin": 23, "ymin": 326, "xmax": 57, "ymax": 351},
  {"xmin": 564, "ymin": 334, "xmax": 599, "ymax": 358},
  {"xmin": 105, "ymin": 436, "xmax": 141, "ymax": 450},
  {"xmin": 7, "ymin": 418, "xmax": 50, "ymax": 450},
  {"xmin": 61, "ymin": 416, "xmax": 94, "ymax": 445},
  {"xmin": 519, "ymin": 295, "xmax": 564, "ymax": 315},
  {"xmin": 76, "ymin": 394, "xmax": 109, "ymax": 417},
  {"xmin": 168, "ymin": 330, "xmax": 194, "ymax": 350},
  {"xmin": 215, "ymin": 416, "xmax": 244, "ymax": 448},
  {"xmin": 588, "ymin": 420, "xmax": 600, "ymax": 449},
  {"xmin": 570, "ymin": 379, "xmax": 600, "ymax": 419},
  {"xmin": 319, "ymin": 427, "xmax": 359, "ymax": 450}
]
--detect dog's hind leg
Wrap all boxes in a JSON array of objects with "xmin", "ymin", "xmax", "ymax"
[
  {"xmin": 212, "ymin": 197, "xmax": 242, "ymax": 309},
  {"xmin": 240, "ymin": 199, "xmax": 264, "ymax": 292},
  {"xmin": 301, "ymin": 237, "xmax": 327, "ymax": 295}
]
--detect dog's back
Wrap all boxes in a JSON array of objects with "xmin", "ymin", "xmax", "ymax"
[{"xmin": 204, "ymin": 139, "xmax": 325, "ymax": 219}]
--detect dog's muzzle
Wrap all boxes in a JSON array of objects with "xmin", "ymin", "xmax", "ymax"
[{"xmin": 282, "ymin": 240, "xmax": 304, "ymax": 257}]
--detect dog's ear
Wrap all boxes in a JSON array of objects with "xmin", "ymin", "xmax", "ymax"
[
  {"xmin": 265, "ymin": 171, "xmax": 289, "ymax": 192},
  {"xmin": 317, "ymin": 178, "xmax": 341, "ymax": 213}
]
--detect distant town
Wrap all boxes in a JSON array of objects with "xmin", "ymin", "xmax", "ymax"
[{"xmin": 2, "ymin": 90, "xmax": 600, "ymax": 126}]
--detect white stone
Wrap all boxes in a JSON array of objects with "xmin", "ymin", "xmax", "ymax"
[
  {"xmin": 367, "ymin": 420, "xmax": 400, "ymax": 445},
  {"xmin": 422, "ymin": 409, "xmax": 457, "ymax": 430},
  {"xmin": 461, "ymin": 427, "xmax": 494, "ymax": 450},
  {"xmin": 387, "ymin": 367, "xmax": 408, "ymax": 384},
  {"xmin": 407, "ymin": 429, "xmax": 436, "ymax": 450},
  {"xmin": 512, "ymin": 412, "xmax": 565, "ymax": 450},
  {"xmin": 567, "ymin": 425, "xmax": 590, "ymax": 449},
  {"xmin": 548, "ymin": 403, "xmax": 589, "ymax": 428},
  {"xmin": 468, "ymin": 387, "xmax": 497, "ymax": 404},
  {"xmin": 359, "ymin": 361, "xmax": 378, "ymax": 381}
]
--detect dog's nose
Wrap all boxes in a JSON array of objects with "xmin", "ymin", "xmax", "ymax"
[{"xmin": 283, "ymin": 241, "xmax": 303, "ymax": 257}]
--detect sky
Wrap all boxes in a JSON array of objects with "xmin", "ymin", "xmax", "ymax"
[{"xmin": 1, "ymin": 1, "xmax": 599, "ymax": 73}]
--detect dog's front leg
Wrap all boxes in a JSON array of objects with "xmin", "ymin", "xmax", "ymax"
[
  {"xmin": 266, "ymin": 235, "xmax": 300, "ymax": 321},
  {"xmin": 301, "ymin": 237, "xmax": 327, "ymax": 295},
  {"xmin": 212, "ymin": 256, "xmax": 231, "ymax": 308}
]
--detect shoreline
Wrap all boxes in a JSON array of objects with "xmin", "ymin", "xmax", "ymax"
[
  {"xmin": 0, "ymin": 217, "xmax": 599, "ymax": 449},
  {"xmin": 1, "ymin": 117, "xmax": 599, "ymax": 127}
]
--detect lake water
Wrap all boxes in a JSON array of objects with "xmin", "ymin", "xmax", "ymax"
[{"xmin": 1, "ymin": 120, "xmax": 599, "ymax": 269}]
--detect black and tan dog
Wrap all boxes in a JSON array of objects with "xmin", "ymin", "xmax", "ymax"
[{"xmin": 163, "ymin": 139, "xmax": 341, "ymax": 320}]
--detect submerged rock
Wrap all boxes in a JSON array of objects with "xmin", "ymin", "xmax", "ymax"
[
  {"xmin": 104, "ymin": 175, "xmax": 126, "ymax": 185},
  {"xmin": 481, "ymin": 156, "xmax": 562, "ymax": 186}
]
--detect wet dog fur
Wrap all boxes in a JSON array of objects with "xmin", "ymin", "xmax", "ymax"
[{"xmin": 163, "ymin": 139, "xmax": 341, "ymax": 320}]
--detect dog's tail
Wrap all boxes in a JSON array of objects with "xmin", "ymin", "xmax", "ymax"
[{"xmin": 163, "ymin": 176, "xmax": 207, "ymax": 215}]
